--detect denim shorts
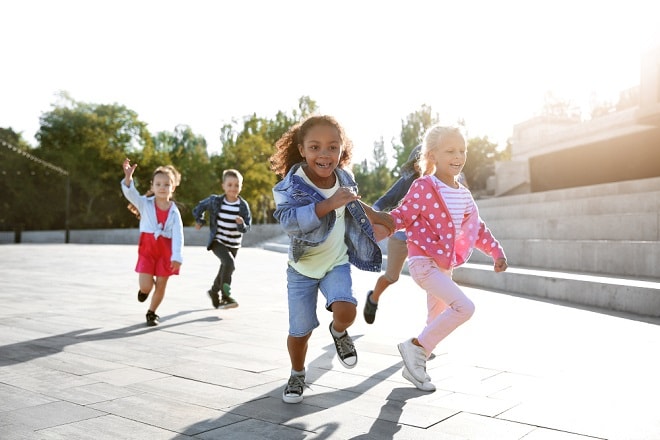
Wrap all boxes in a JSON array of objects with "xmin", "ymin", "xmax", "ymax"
[{"xmin": 286, "ymin": 263, "xmax": 357, "ymax": 337}]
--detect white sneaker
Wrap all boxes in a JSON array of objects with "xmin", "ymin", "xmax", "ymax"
[
  {"xmin": 402, "ymin": 367, "xmax": 436, "ymax": 392},
  {"xmin": 397, "ymin": 339, "xmax": 427, "ymax": 383}
]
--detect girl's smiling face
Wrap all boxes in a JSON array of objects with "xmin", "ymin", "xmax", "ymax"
[
  {"xmin": 430, "ymin": 132, "xmax": 467, "ymax": 187},
  {"xmin": 151, "ymin": 172, "xmax": 175, "ymax": 201},
  {"xmin": 298, "ymin": 123, "xmax": 343, "ymax": 188}
]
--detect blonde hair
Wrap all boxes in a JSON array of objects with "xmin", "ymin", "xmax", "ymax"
[{"xmin": 419, "ymin": 125, "xmax": 466, "ymax": 176}]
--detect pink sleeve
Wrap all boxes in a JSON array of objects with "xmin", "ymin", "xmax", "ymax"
[{"xmin": 475, "ymin": 219, "xmax": 506, "ymax": 261}]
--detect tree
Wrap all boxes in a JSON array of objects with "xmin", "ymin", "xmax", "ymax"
[
  {"xmin": 152, "ymin": 125, "xmax": 215, "ymax": 224},
  {"xmin": 36, "ymin": 92, "xmax": 154, "ymax": 229},
  {"xmin": 462, "ymin": 136, "xmax": 509, "ymax": 193},
  {"xmin": 353, "ymin": 137, "xmax": 394, "ymax": 204},
  {"xmin": 0, "ymin": 128, "xmax": 48, "ymax": 232},
  {"xmin": 392, "ymin": 104, "xmax": 440, "ymax": 176}
]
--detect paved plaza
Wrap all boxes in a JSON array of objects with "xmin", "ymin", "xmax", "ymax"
[{"xmin": 1, "ymin": 243, "xmax": 659, "ymax": 439}]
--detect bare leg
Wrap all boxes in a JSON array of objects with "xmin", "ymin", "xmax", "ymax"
[
  {"xmin": 138, "ymin": 273, "xmax": 155, "ymax": 294},
  {"xmin": 288, "ymin": 333, "xmax": 312, "ymax": 372},
  {"xmin": 149, "ymin": 276, "xmax": 169, "ymax": 312},
  {"xmin": 330, "ymin": 301, "xmax": 356, "ymax": 333}
]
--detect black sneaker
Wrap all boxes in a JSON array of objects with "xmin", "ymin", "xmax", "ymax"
[
  {"xmin": 208, "ymin": 290, "xmax": 220, "ymax": 309},
  {"xmin": 137, "ymin": 290, "xmax": 149, "ymax": 303},
  {"xmin": 329, "ymin": 322, "xmax": 357, "ymax": 368},
  {"xmin": 218, "ymin": 295, "xmax": 238, "ymax": 309},
  {"xmin": 146, "ymin": 310, "xmax": 159, "ymax": 326},
  {"xmin": 282, "ymin": 374, "xmax": 306, "ymax": 404},
  {"xmin": 363, "ymin": 290, "xmax": 378, "ymax": 324}
]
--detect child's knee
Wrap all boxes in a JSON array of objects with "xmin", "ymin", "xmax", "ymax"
[{"xmin": 459, "ymin": 298, "xmax": 475, "ymax": 320}]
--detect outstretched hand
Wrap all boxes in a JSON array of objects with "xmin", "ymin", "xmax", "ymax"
[{"xmin": 123, "ymin": 158, "xmax": 137, "ymax": 184}]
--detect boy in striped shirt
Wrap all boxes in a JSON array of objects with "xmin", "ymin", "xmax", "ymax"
[{"xmin": 193, "ymin": 169, "xmax": 252, "ymax": 309}]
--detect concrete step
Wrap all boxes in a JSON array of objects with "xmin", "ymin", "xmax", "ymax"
[
  {"xmin": 478, "ymin": 190, "xmax": 660, "ymax": 219},
  {"xmin": 468, "ymin": 239, "xmax": 660, "ymax": 281},
  {"xmin": 452, "ymin": 263, "xmax": 660, "ymax": 319},
  {"xmin": 485, "ymin": 211, "xmax": 660, "ymax": 241},
  {"xmin": 478, "ymin": 176, "xmax": 660, "ymax": 207},
  {"xmin": 261, "ymin": 239, "xmax": 660, "ymax": 319}
]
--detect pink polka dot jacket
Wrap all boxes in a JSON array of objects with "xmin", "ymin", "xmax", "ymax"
[{"xmin": 389, "ymin": 175, "xmax": 506, "ymax": 270}]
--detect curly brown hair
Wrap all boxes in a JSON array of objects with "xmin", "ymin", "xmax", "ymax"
[{"xmin": 269, "ymin": 115, "xmax": 353, "ymax": 178}]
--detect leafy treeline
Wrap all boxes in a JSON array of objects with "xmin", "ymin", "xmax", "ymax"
[{"xmin": 0, "ymin": 93, "xmax": 508, "ymax": 232}]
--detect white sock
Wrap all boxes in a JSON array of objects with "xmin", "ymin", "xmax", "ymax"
[
  {"xmin": 291, "ymin": 368, "xmax": 305, "ymax": 377},
  {"xmin": 330, "ymin": 323, "xmax": 346, "ymax": 338}
]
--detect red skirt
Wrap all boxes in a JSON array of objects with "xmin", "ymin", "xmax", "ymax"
[{"xmin": 135, "ymin": 233, "xmax": 180, "ymax": 277}]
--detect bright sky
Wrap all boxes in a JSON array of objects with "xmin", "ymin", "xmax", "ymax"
[{"xmin": 2, "ymin": 0, "xmax": 658, "ymax": 163}]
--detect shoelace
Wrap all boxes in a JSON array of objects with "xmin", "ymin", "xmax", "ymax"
[
  {"xmin": 336, "ymin": 334, "xmax": 356, "ymax": 359},
  {"xmin": 286, "ymin": 375, "xmax": 306, "ymax": 394}
]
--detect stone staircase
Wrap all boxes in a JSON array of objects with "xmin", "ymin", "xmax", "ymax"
[
  {"xmin": 262, "ymin": 177, "xmax": 660, "ymax": 319},
  {"xmin": 454, "ymin": 176, "xmax": 660, "ymax": 318}
]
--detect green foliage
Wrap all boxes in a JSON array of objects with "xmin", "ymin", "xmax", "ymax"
[
  {"xmin": 0, "ymin": 128, "xmax": 50, "ymax": 231},
  {"xmin": 462, "ymin": 136, "xmax": 509, "ymax": 193},
  {"xmin": 391, "ymin": 104, "xmax": 440, "ymax": 176},
  {"xmin": 152, "ymin": 125, "xmax": 214, "ymax": 224},
  {"xmin": 353, "ymin": 137, "xmax": 394, "ymax": 204},
  {"xmin": 36, "ymin": 93, "xmax": 153, "ymax": 229},
  {"xmin": 2, "ymin": 93, "xmax": 511, "ymax": 231}
]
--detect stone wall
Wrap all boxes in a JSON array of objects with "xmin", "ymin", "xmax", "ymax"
[{"xmin": 0, "ymin": 224, "xmax": 284, "ymax": 248}]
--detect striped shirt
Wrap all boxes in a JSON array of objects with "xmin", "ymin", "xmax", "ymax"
[
  {"xmin": 215, "ymin": 199, "xmax": 243, "ymax": 248},
  {"xmin": 433, "ymin": 176, "xmax": 475, "ymax": 231}
]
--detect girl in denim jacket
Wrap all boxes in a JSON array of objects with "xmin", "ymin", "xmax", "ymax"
[
  {"xmin": 122, "ymin": 159, "xmax": 184, "ymax": 327},
  {"xmin": 270, "ymin": 115, "xmax": 393, "ymax": 404}
]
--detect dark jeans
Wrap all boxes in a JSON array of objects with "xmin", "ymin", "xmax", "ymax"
[{"xmin": 210, "ymin": 241, "xmax": 239, "ymax": 295}]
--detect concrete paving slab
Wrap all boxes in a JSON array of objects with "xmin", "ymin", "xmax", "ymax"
[{"xmin": 1, "ymin": 243, "xmax": 659, "ymax": 439}]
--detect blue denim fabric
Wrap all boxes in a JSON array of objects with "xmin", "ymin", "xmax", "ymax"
[
  {"xmin": 192, "ymin": 194, "xmax": 252, "ymax": 250},
  {"xmin": 272, "ymin": 163, "xmax": 382, "ymax": 272},
  {"xmin": 286, "ymin": 263, "xmax": 356, "ymax": 336}
]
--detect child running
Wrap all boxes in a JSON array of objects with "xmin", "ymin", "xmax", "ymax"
[
  {"xmin": 193, "ymin": 169, "xmax": 251, "ymax": 309},
  {"xmin": 363, "ymin": 145, "xmax": 421, "ymax": 324},
  {"xmin": 383, "ymin": 125, "xmax": 507, "ymax": 391},
  {"xmin": 121, "ymin": 159, "xmax": 184, "ymax": 327},
  {"xmin": 270, "ymin": 114, "xmax": 393, "ymax": 404}
]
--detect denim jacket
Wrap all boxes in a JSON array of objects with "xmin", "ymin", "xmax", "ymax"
[
  {"xmin": 272, "ymin": 163, "xmax": 382, "ymax": 272},
  {"xmin": 192, "ymin": 194, "xmax": 252, "ymax": 250}
]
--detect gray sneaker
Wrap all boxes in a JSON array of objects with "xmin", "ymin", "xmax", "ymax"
[
  {"xmin": 329, "ymin": 322, "xmax": 358, "ymax": 368},
  {"xmin": 363, "ymin": 290, "xmax": 378, "ymax": 324},
  {"xmin": 282, "ymin": 374, "xmax": 306, "ymax": 404}
]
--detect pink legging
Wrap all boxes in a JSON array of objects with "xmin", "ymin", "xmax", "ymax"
[{"xmin": 408, "ymin": 257, "xmax": 475, "ymax": 355}]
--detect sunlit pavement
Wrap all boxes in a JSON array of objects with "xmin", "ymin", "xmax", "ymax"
[{"xmin": 1, "ymin": 243, "xmax": 659, "ymax": 440}]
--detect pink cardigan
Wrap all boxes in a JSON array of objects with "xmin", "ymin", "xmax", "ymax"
[{"xmin": 389, "ymin": 175, "xmax": 506, "ymax": 270}]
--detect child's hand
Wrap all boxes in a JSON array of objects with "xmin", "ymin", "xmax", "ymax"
[
  {"xmin": 494, "ymin": 258, "xmax": 508, "ymax": 273},
  {"xmin": 171, "ymin": 261, "xmax": 182, "ymax": 271},
  {"xmin": 372, "ymin": 223, "xmax": 391, "ymax": 242},
  {"xmin": 328, "ymin": 187, "xmax": 360, "ymax": 209},
  {"xmin": 371, "ymin": 211, "xmax": 395, "ymax": 235},
  {"xmin": 235, "ymin": 216, "xmax": 244, "ymax": 224},
  {"xmin": 123, "ymin": 158, "xmax": 137, "ymax": 181},
  {"xmin": 194, "ymin": 223, "xmax": 202, "ymax": 230}
]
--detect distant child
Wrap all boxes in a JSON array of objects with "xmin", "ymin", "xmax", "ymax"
[
  {"xmin": 193, "ymin": 169, "xmax": 251, "ymax": 309},
  {"xmin": 382, "ymin": 125, "xmax": 507, "ymax": 392},
  {"xmin": 121, "ymin": 158, "xmax": 184, "ymax": 327},
  {"xmin": 363, "ymin": 145, "xmax": 421, "ymax": 324},
  {"xmin": 270, "ymin": 115, "xmax": 394, "ymax": 404}
]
